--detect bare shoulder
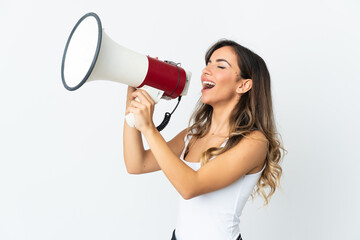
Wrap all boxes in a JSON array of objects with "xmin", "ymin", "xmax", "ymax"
[
  {"xmin": 231, "ymin": 130, "xmax": 268, "ymax": 173},
  {"xmin": 169, "ymin": 128, "xmax": 188, "ymax": 144},
  {"xmin": 244, "ymin": 130, "xmax": 267, "ymax": 141},
  {"xmin": 238, "ymin": 130, "xmax": 268, "ymax": 149},
  {"xmin": 167, "ymin": 128, "xmax": 189, "ymax": 157}
]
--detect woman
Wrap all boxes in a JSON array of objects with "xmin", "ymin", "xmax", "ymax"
[{"xmin": 123, "ymin": 40, "xmax": 284, "ymax": 240}]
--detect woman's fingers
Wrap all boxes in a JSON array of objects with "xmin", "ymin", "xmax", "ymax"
[
  {"xmin": 140, "ymin": 90, "xmax": 155, "ymax": 105},
  {"xmin": 130, "ymin": 99, "xmax": 145, "ymax": 109},
  {"xmin": 126, "ymin": 87, "xmax": 137, "ymax": 101},
  {"xmin": 127, "ymin": 90, "xmax": 154, "ymax": 115},
  {"xmin": 127, "ymin": 86, "xmax": 137, "ymax": 93},
  {"xmin": 126, "ymin": 90, "xmax": 156, "ymax": 132},
  {"xmin": 131, "ymin": 90, "xmax": 155, "ymax": 106}
]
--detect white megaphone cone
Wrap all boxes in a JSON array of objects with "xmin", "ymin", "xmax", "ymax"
[{"xmin": 61, "ymin": 12, "xmax": 191, "ymax": 129}]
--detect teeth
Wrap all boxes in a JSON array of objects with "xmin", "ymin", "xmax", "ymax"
[{"xmin": 203, "ymin": 81, "xmax": 216, "ymax": 87}]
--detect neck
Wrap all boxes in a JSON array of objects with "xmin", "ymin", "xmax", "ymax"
[{"xmin": 209, "ymin": 99, "xmax": 238, "ymax": 137}]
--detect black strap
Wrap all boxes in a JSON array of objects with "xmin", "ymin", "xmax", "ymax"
[
  {"xmin": 156, "ymin": 96, "xmax": 182, "ymax": 132},
  {"xmin": 171, "ymin": 229, "xmax": 176, "ymax": 240}
]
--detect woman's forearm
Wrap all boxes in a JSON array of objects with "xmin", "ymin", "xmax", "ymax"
[
  {"xmin": 142, "ymin": 126, "xmax": 197, "ymax": 199},
  {"xmin": 123, "ymin": 87, "xmax": 147, "ymax": 174},
  {"xmin": 123, "ymin": 123, "xmax": 147, "ymax": 173}
]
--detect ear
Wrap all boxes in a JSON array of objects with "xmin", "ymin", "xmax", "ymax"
[{"xmin": 236, "ymin": 79, "xmax": 253, "ymax": 94}]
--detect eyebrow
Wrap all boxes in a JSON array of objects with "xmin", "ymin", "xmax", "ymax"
[{"xmin": 208, "ymin": 59, "xmax": 232, "ymax": 67}]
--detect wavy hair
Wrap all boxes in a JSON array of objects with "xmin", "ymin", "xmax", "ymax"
[{"xmin": 184, "ymin": 40, "xmax": 285, "ymax": 205}]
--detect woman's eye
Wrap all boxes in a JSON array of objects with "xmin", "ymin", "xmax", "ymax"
[{"xmin": 217, "ymin": 66, "xmax": 226, "ymax": 69}]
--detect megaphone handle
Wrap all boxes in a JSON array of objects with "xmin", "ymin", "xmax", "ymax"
[{"xmin": 125, "ymin": 86, "xmax": 164, "ymax": 128}]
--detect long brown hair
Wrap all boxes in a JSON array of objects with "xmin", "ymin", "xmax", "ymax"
[{"xmin": 184, "ymin": 40, "xmax": 285, "ymax": 205}]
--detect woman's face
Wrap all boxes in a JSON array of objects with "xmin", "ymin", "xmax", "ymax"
[{"xmin": 201, "ymin": 46, "xmax": 242, "ymax": 106}]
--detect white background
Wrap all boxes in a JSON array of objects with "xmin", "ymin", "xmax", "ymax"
[{"xmin": 1, "ymin": 0, "xmax": 359, "ymax": 239}]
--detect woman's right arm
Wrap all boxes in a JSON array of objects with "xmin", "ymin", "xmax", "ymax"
[{"xmin": 123, "ymin": 86, "xmax": 187, "ymax": 174}]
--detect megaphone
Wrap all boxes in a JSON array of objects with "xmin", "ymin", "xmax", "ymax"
[{"xmin": 61, "ymin": 12, "xmax": 191, "ymax": 130}]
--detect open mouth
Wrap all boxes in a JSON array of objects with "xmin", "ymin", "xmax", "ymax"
[{"xmin": 202, "ymin": 81, "xmax": 216, "ymax": 90}]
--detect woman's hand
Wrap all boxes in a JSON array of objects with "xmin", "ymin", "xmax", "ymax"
[
  {"xmin": 126, "ymin": 86, "xmax": 136, "ymax": 103},
  {"xmin": 126, "ymin": 89, "xmax": 156, "ymax": 133}
]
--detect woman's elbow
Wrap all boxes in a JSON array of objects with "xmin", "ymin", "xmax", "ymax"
[
  {"xmin": 180, "ymin": 188, "xmax": 197, "ymax": 200},
  {"xmin": 125, "ymin": 165, "xmax": 142, "ymax": 174},
  {"xmin": 182, "ymin": 194, "xmax": 193, "ymax": 200}
]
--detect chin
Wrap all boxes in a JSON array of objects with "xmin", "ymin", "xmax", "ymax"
[{"xmin": 200, "ymin": 95, "xmax": 214, "ymax": 106}]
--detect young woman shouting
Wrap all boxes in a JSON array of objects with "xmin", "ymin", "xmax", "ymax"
[{"xmin": 123, "ymin": 40, "xmax": 284, "ymax": 240}]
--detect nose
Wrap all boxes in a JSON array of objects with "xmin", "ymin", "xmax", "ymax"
[{"xmin": 202, "ymin": 65, "xmax": 211, "ymax": 76}]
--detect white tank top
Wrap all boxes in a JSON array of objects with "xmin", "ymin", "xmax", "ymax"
[{"xmin": 174, "ymin": 135, "xmax": 266, "ymax": 240}]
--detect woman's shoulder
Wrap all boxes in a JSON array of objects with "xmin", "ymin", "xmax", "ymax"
[
  {"xmin": 168, "ymin": 128, "xmax": 189, "ymax": 145},
  {"xmin": 245, "ymin": 129, "xmax": 267, "ymax": 142},
  {"xmin": 229, "ymin": 130, "xmax": 268, "ymax": 169},
  {"xmin": 166, "ymin": 128, "xmax": 189, "ymax": 158},
  {"xmin": 238, "ymin": 130, "xmax": 268, "ymax": 150}
]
